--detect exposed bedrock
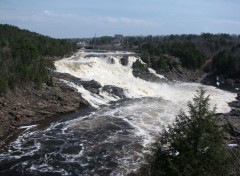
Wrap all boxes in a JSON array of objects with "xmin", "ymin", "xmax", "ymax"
[
  {"xmin": 102, "ymin": 85, "xmax": 127, "ymax": 99},
  {"xmin": 120, "ymin": 56, "xmax": 129, "ymax": 66},
  {"xmin": 217, "ymin": 92, "xmax": 240, "ymax": 144},
  {"xmin": 132, "ymin": 69, "xmax": 166, "ymax": 83},
  {"xmin": 53, "ymin": 72, "xmax": 127, "ymax": 99},
  {"xmin": 0, "ymin": 80, "xmax": 88, "ymax": 141}
]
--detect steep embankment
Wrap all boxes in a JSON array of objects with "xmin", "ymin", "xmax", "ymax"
[
  {"xmin": 0, "ymin": 79, "xmax": 87, "ymax": 143},
  {"xmin": 148, "ymin": 54, "xmax": 240, "ymax": 92},
  {"xmin": 149, "ymin": 54, "xmax": 205, "ymax": 82},
  {"xmin": 217, "ymin": 93, "xmax": 240, "ymax": 143},
  {"xmin": 0, "ymin": 24, "xmax": 81, "ymax": 142}
]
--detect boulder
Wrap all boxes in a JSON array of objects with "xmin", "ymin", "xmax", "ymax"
[
  {"xmin": 102, "ymin": 85, "xmax": 127, "ymax": 99},
  {"xmin": 77, "ymin": 80, "xmax": 101, "ymax": 94},
  {"xmin": 108, "ymin": 57, "xmax": 115, "ymax": 64},
  {"xmin": 120, "ymin": 56, "xmax": 128, "ymax": 66}
]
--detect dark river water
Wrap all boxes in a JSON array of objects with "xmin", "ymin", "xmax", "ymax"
[
  {"xmin": 0, "ymin": 51, "xmax": 236, "ymax": 176},
  {"xmin": 0, "ymin": 98, "xmax": 161, "ymax": 176}
]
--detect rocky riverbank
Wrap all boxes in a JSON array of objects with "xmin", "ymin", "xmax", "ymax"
[
  {"xmin": 144, "ymin": 54, "xmax": 206, "ymax": 83},
  {"xmin": 1, "ymin": 52, "xmax": 239, "ymax": 150},
  {"xmin": 0, "ymin": 77, "xmax": 88, "ymax": 145},
  {"xmin": 217, "ymin": 92, "xmax": 240, "ymax": 144}
]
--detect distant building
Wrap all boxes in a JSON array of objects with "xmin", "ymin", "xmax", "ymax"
[
  {"xmin": 114, "ymin": 34, "xmax": 123, "ymax": 39},
  {"xmin": 112, "ymin": 34, "xmax": 123, "ymax": 47}
]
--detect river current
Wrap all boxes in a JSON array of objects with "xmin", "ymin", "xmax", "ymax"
[{"xmin": 0, "ymin": 50, "xmax": 236, "ymax": 175}]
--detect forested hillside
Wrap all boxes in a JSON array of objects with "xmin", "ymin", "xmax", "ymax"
[
  {"xmin": 138, "ymin": 34, "xmax": 240, "ymax": 77},
  {"xmin": 0, "ymin": 24, "xmax": 77, "ymax": 93},
  {"xmin": 92, "ymin": 34, "xmax": 240, "ymax": 78}
]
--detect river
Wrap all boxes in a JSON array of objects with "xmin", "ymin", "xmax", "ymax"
[{"xmin": 0, "ymin": 50, "xmax": 236, "ymax": 176}]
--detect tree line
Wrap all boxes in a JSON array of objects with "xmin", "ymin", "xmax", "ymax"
[
  {"xmin": 137, "ymin": 34, "xmax": 240, "ymax": 77},
  {"xmin": 0, "ymin": 24, "xmax": 77, "ymax": 94},
  {"xmin": 212, "ymin": 45, "xmax": 240, "ymax": 78},
  {"xmin": 91, "ymin": 34, "xmax": 240, "ymax": 77}
]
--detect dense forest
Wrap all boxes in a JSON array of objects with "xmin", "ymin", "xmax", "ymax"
[
  {"xmin": 0, "ymin": 24, "xmax": 77, "ymax": 94},
  {"xmin": 91, "ymin": 34, "xmax": 240, "ymax": 77}
]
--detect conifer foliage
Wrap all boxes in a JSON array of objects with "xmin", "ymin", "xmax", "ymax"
[
  {"xmin": 144, "ymin": 88, "xmax": 228, "ymax": 176},
  {"xmin": 0, "ymin": 24, "xmax": 77, "ymax": 94}
]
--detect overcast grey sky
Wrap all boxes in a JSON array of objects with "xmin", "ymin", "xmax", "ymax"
[{"xmin": 0, "ymin": 0, "xmax": 239, "ymax": 38}]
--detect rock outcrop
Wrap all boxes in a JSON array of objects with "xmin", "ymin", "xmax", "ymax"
[
  {"xmin": 120, "ymin": 56, "xmax": 129, "ymax": 66},
  {"xmin": 157, "ymin": 55, "xmax": 205, "ymax": 82},
  {"xmin": 102, "ymin": 85, "xmax": 127, "ymax": 99},
  {"xmin": 217, "ymin": 93, "xmax": 240, "ymax": 144},
  {"xmin": 202, "ymin": 73, "xmax": 240, "ymax": 93},
  {"xmin": 0, "ymin": 79, "xmax": 88, "ymax": 141},
  {"xmin": 132, "ymin": 69, "xmax": 165, "ymax": 82}
]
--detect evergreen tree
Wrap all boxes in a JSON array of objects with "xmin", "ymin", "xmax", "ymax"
[
  {"xmin": 0, "ymin": 24, "xmax": 77, "ymax": 94},
  {"xmin": 132, "ymin": 59, "xmax": 149, "ymax": 72},
  {"xmin": 0, "ymin": 78, "xmax": 7, "ymax": 94},
  {"xmin": 144, "ymin": 88, "xmax": 229, "ymax": 176}
]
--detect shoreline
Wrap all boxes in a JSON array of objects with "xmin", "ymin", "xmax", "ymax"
[
  {"xmin": 0, "ymin": 77, "xmax": 88, "ymax": 148},
  {"xmin": 0, "ymin": 51, "xmax": 239, "ymax": 149},
  {"xmin": 217, "ymin": 92, "xmax": 240, "ymax": 144}
]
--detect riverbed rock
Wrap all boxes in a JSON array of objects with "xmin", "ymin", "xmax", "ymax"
[
  {"xmin": 52, "ymin": 72, "xmax": 102, "ymax": 94},
  {"xmin": 202, "ymin": 73, "xmax": 240, "ymax": 93},
  {"xmin": 79, "ymin": 80, "xmax": 101, "ymax": 94},
  {"xmin": 237, "ymin": 92, "xmax": 240, "ymax": 100},
  {"xmin": 216, "ymin": 92, "xmax": 240, "ymax": 144},
  {"xmin": 132, "ymin": 69, "xmax": 165, "ymax": 82},
  {"xmin": 120, "ymin": 56, "xmax": 129, "ymax": 66},
  {"xmin": 102, "ymin": 85, "xmax": 127, "ymax": 99},
  {"xmin": 0, "ymin": 75, "xmax": 87, "ymax": 140},
  {"xmin": 146, "ymin": 55, "xmax": 205, "ymax": 82}
]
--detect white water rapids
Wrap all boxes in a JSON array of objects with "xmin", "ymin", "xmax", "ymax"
[
  {"xmin": 54, "ymin": 50, "xmax": 235, "ymax": 111},
  {"xmin": 54, "ymin": 50, "xmax": 236, "ymax": 145},
  {"xmin": 0, "ymin": 50, "xmax": 236, "ymax": 176}
]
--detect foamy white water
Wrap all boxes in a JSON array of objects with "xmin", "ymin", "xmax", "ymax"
[
  {"xmin": 54, "ymin": 50, "xmax": 236, "ymax": 154},
  {"xmin": 0, "ymin": 50, "xmax": 236, "ymax": 176},
  {"xmin": 55, "ymin": 50, "xmax": 236, "ymax": 112}
]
